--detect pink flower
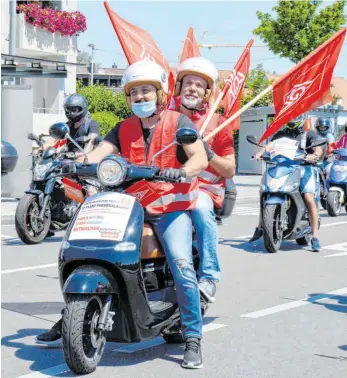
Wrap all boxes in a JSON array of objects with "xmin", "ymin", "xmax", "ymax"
[{"xmin": 17, "ymin": 3, "xmax": 87, "ymax": 36}]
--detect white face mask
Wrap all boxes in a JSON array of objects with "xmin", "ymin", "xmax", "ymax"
[{"xmin": 181, "ymin": 96, "xmax": 203, "ymax": 111}]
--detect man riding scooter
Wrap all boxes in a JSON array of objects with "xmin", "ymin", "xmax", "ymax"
[
  {"xmin": 37, "ymin": 60, "xmax": 208, "ymax": 369},
  {"xmin": 249, "ymin": 115, "xmax": 325, "ymax": 252},
  {"xmin": 173, "ymin": 57, "xmax": 236, "ymax": 303}
]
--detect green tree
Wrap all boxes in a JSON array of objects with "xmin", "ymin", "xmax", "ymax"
[
  {"xmin": 254, "ymin": 0, "xmax": 346, "ymax": 63},
  {"xmin": 76, "ymin": 80, "xmax": 132, "ymax": 120},
  {"xmin": 242, "ymin": 64, "xmax": 273, "ymax": 107}
]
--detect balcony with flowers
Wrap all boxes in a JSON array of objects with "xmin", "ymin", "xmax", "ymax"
[{"xmin": 16, "ymin": 1, "xmax": 87, "ymax": 56}]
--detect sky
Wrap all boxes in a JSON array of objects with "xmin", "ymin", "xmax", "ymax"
[{"xmin": 77, "ymin": 0, "xmax": 347, "ymax": 78}]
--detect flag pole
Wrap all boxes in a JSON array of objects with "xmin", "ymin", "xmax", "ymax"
[
  {"xmin": 199, "ymin": 38, "xmax": 254, "ymax": 136},
  {"xmin": 203, "ymin": 84, "xmax": 273, "ymax": 142}
]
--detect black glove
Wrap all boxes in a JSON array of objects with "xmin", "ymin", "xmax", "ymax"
[
  {"xmin": 203, "ymin": 141, "xmax": 215, "ymax": 162},
  {"xmin": 159, "ymin": 168, "xmax": 187, "ymax": 180}
]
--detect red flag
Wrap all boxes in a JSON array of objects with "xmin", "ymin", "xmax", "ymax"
[
  {"xmin": 222, "ymin": 39, "xmax": 253, "ymax": 120},
  {"xmin": 104, "ymin": 1, "xmax": 174, "ymax": 106},
  {"xmin": 259, "ymin": 28, "xmax": 346, "ymax": 143},
  {"xmin": 180, "ymin": 27, "xmax": 201, "ymax": 63}
]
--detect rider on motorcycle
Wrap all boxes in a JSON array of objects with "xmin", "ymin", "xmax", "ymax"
[
  {"xmin": 249, "ymin": 115, "xmax": 325, "ymax": 252},
  {"xmin": 43, "ymin": 93, "xmax": 100, "ymax": 154},
  {"xmin": 173, "ymin": 57, "xmax": 236, "ymax": 303},
  {"xmin": 38, "ymin": 60, "xmax": 208, "ymax": 369}
]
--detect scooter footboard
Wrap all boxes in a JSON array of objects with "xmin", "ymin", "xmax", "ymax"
[{"xmin": 63, "ymin": 265, "xmax": 119, "ymax": 294}]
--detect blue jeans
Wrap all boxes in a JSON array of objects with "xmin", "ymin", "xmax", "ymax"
[
  {"xmin": 151, "ymin": 211, "xmax": 202, "ymax": 339},
  {"xmin": 191, "ymin": 191, "xmax": 220, "ymax": 282}
]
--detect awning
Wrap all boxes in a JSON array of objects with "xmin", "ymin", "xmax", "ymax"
[{"xmin": 1, "ymin": 53, "xmax": 86, "ymax": 79}]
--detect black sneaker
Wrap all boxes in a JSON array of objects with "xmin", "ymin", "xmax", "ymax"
[
  {"xmin": 182, "ymin": 338, "xmax": 203, "ymax": 369},
  {"xmin": 35, "ymin": 318, "xmax": 62, "ymax": 346},
  {"xmin": 199, "ymin": 280, "xmax": 216, "ymax": 303},
  {"xmin": 249, "ymin": 227, "xmax": 263, "ymax": 243}
]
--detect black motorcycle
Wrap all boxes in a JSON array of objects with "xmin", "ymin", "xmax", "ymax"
[
  {"xmin": 15, "ymin": 124, "xmax": 101, "ymax": 244},
  {"xmin": 53, "ymin": 123, "xmax": 203, "ymax": 374}
]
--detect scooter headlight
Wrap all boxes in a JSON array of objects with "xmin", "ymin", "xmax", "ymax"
[{"xmin": 97, "ymin": 155, "xmax": 128, "ymax": 186}]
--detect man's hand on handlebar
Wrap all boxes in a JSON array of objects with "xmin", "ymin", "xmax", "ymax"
[
  {"xmin": 159, "ymin": 168, "xmax": 186, "ymax": 180},
  {"xmin": 305, "ymin": 154, "xmax": 319, "ymax": 164},
  {"xmin": 254, "ymin": 151, "xmax": 264, "ymax": 160}
]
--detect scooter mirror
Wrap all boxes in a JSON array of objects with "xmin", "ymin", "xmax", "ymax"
[
  {"xmin": 175, "ymin": 127, "xmax": 198, "ymax": 145},
  {"xmin": 49, "ymin": 122, "xmax": 70, "ymax": 140},
  {"xmin": 246, "ymin": 135, "xmax": 261, "ymax": 146}
]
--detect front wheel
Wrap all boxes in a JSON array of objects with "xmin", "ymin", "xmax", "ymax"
[
  {"xmin": 62, "ymin": 295, "xmax": 106, "ymax": 375},
  {"xmin": 262, "ymin": 204, "xmax": 283, "ymax": 253},
  {"xmin": 15, "ymin": 194, "xmax": 51, "ymax": 244},
  {"xmin": 326, "ymin": 191, "xmax": 342, "ymax": 217}
]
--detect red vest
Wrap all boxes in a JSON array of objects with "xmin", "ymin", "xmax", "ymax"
[
  {"xmin": 192, "ymin": 111, "xmax": 226, "ymax": 208},
  {"xmin": 119, "ymin": 110, "xmax": 199, "ymax": 214}
]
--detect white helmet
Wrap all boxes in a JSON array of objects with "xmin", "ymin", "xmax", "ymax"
[
  {"xmin": 122, "ymin": 60, "xmax": 168, "ymax": 106},
  {"xmin": 175, "ymin": 57, "xmax": 219, "ymax": 102}
]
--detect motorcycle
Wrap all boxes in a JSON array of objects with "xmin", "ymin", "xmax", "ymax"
[
  {"xmin": 326, "ymin": 148, "xmax": 347, "ymax": 216},
  {"xmin": 15, "ymin": 123, "xmax": 101, "ymax": 244},
  {"xmin": 52, "ymin": 123, "xmax": 203, "ymax": 374},
  {"xmin": 247, "ymin": 135, "xmax": 326, "ymax": 253}
]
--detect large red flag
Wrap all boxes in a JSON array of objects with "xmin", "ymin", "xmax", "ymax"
[
  {"xmin": 104, "ymin": 1, "xmax": 174, "ymax": 106},
  {"xmin": 222, "ymin": 39, "xmax": 254, "ymax": 126},
  {"xmin": 180, "ymin": 27, "xmax": 201, "ymax": 63},
  {"xmin": 259, "ymin": 28, "xmax": 346, "ymax": 143}
]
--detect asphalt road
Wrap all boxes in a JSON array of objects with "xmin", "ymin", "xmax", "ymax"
[{"xmin": 2, "ymin": 202, "xmax": 347, "ymax": 378}]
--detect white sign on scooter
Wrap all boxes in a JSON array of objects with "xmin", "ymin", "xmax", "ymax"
[{"xmin": 69, "ymin": 192, "xmax": 135, "ymax": 242}]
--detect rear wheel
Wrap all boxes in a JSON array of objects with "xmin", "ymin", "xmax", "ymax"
[
  {"xmin": 327, "ymin": 191, "xmax": 342, "ymax": 217},
  {"xmin": 296, "ymin": 233, "xmax": 310, "ymax": 246},
  {"xmin": 62, "ymin": 295, "xmax": 106, "ymax": 375},
  {"xmin": 263, "ymin": 204, "xmax": 283, "ymax": 253}
]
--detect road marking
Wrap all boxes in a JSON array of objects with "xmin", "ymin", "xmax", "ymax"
[
  {"xmin": 321, "ymin": 221, "xmax": 347, "ymax": 228},
  {"xmin": 320, "ymin": 242, "xmax": 347, "ymax": 258},
  {"xmin": 16, "ymin": 364, "xmax": 69, "ymax": 378},
  {"xmin": 1, "ymin": 263, "xmax": 57, "ymax": 275},
  {"xmin": 241, "ymin": 287, "xmax": 347, "ymax": 319},
  {"xmin": 112, "ymin": 323, "xmax": 227, "ymax": 353},
  {"xmin": 1, "ymin": 234, "xmax": 19, "ymax": 240}
]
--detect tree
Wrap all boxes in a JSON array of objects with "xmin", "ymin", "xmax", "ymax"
[
  {"xmin": 242, "ymin": 64, "xmax": 273, "ymax": 107},
  {"xmin": 254, "ymin": 0, "xmax": 346, "ymax": 63},
  {"xmin": 76, "ymin": 81, "xmax": 132, "ymax": 135},
  {"xmin": 77, "ymin": 51, "xmax": 92, "ymax": 65}
]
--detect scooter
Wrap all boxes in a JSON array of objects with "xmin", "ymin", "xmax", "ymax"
[
  {"xmin": 50, "ymin": 123, "xmax": 204, "ymax": 374},
  {"xmin": 326, "ymin": 148, "xmax": 347, "ymax": 216},
  {"xmin": 247, "ymin": 135, "xmax": 326, "ymax": 253}
]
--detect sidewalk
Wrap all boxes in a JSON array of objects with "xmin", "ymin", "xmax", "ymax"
[{"xmin": 0, "ymin": 175, "xmax": 262, "ymax": 225}]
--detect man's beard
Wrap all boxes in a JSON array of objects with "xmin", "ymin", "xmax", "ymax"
[{"xmin": 181, "ymin": 96, "xmax": 203, "ymax": 111}]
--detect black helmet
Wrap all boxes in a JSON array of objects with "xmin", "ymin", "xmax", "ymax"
[
  {"xmin": 316, "ymin": 117, "xmax": 330, "ymax": 136},
  {"xmin": 286, "ymin": 115, "xmax": 305, "ymax": 131},
  {"xmin": 64, "ymin": 94, "xmax": 88, "ymax": 123}
]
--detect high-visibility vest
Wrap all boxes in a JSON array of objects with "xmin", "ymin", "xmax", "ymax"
[{"xmin": 119, "ymin": 110, "xmax": 199, "ymax": 214}]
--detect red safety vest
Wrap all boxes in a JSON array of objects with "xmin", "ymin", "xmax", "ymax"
[
  {"xmin": 119, "ymin": 110, "xmax": 199, "ymax": 214},
  {"xmin": 192, "ymin": 111, "xmax": 226, "ymax": 208}
]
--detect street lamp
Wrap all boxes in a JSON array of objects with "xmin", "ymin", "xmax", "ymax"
[{"xmin": 88, "ymin": 43, "xmax": 95, "ymax": 85}]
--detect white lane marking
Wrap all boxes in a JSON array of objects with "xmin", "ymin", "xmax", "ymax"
[
  {"xmin": 1, "ymin": 234, "xmax": 19, "ymax": 240},
  {"xmin": 322, "ymin": 252, "xmax": 347, "ymax": 258},
  {"xmin": 112, "ymin": 323, "xmax": 227, "ymax": 353},
  {"xmin": 321, "ymin": 221, "xmax": 347, "ymax": 228},
  {"xmin": 1, "ymin": 263, "xmax": 57, "ymax": 275},
  {"xmin": 16, "ymin": 364, "xmax": 69, "ymax": 378},
  {"xmin": 320, "ymin": 242, "xmax": 347, "ymax": 258},
  {"xmin": 241, "ymin": 287, "xmax": 347, "ymax": 319}
]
